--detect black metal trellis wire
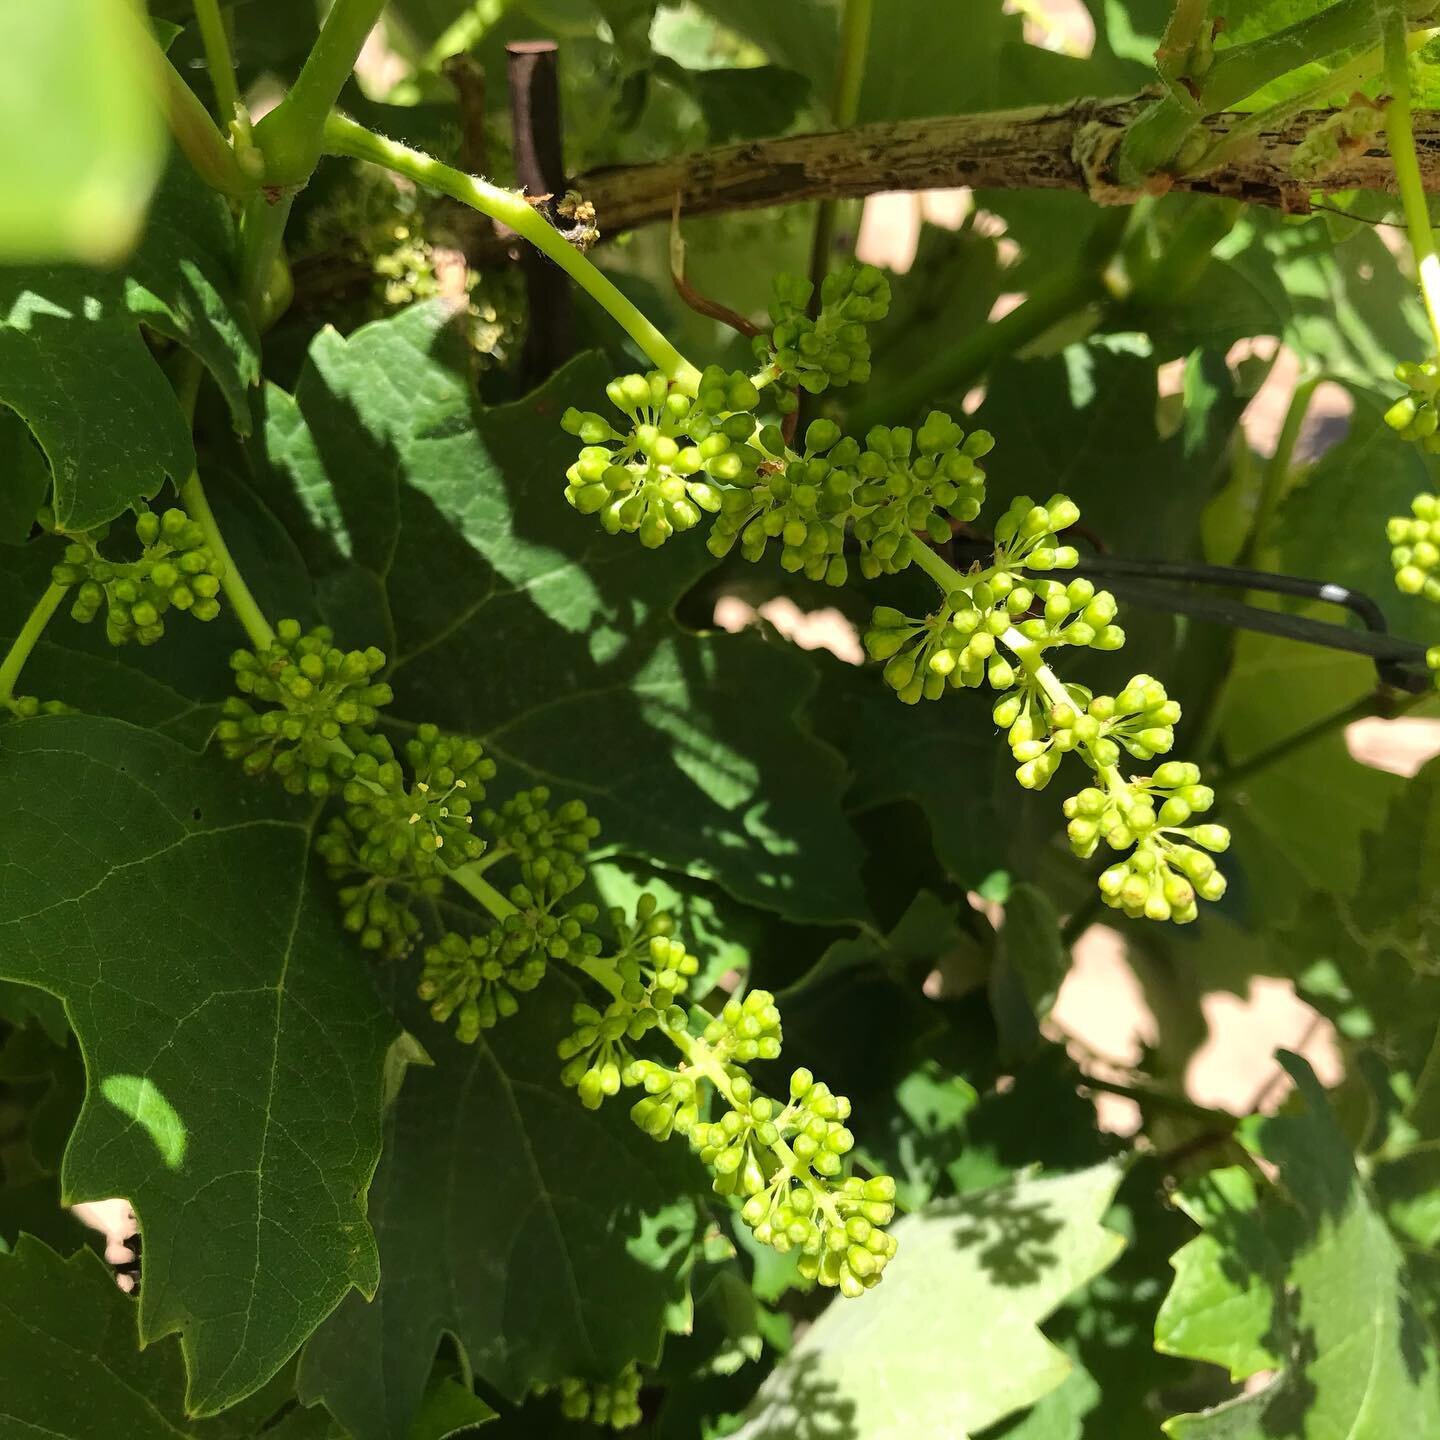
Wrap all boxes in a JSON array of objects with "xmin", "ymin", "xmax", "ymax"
[{"xmin": 944, "ymin": 540, "xmax": 1434, "ymax": 694}]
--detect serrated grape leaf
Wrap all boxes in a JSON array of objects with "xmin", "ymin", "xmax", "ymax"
[
  {"xmin": 254, "ymin": 300, "xmax": 866, "ymax": 924},
  {"xmin": 1277, "ymin": 759, "xmax": 1440, "ymax": 1117},
  {"xmin": 298, "ymin": 979, "xmax": 701, "ymax": 1437},
  {"xmin": 0, "ymin": 0, "xmax": 167, "ymax": 266},
  {"xmin": 1161, "ymin": 1054, "xmax": 1440, "ymax": 1438},
  {"xmin": 1273, "ymin": 391, "xmax": 1440, "ymax": 637},
  {"xmin": 0, "ymin": 1235, "xmax": 202, "ymax": 1438},
  {"xmin": 732, "ymin": 1162, "xmax": 1127, "ymax": 1440},
  {"xmin": 410, "ymin": 1377, "xmax": 498, "ymax": 1439},
  {"xmin": 0, "ymin": 158, "xmax": 260, "ymax": 532},
  {"xmin": 1273, "ymin": 760, "xmax": 1440, "ymax": 1319},
  {"xmin": 810, "ymin": 643, "xmax": 1013, "ymax": 889},
  {"xmin": 1155, "ymin": 1167, "xmax": 1280, "ymax": 1381},
  {"xmin": 995, "ymin": 1167, "xmax": 1199, "ymax": 1440},
  {"xmin": 1218, "ymin": 635, "xmax": 1403, "ymax": 926},
  {"xmin": 0, "ymin": 715, "xmax": 396, "ymax": 1416},
  {"xmin": 994, "ymin": 883, "xmax": 1067, "ymax": 1047},
  {"xmin": 0, "ymin": 1235, "xmax": 310, "ymax": 1438}
]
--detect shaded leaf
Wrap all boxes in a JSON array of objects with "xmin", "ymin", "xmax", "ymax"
[
  {"xmin": 0, "ymin": 160, "xmax": 259, "ymax": 531},
  {"xmin": 0, "ymin": 715, "xmax": 396, "ymax": 1415},
  {"xmin": 1219, "ymin": 636, "xmax": 1403, "ymax": 926},
  {"xmin": 0, "ymin": 1235, "xmax": 303, "ymax": 1437},
  {"xmin": 298, "ymin": 979, "xmax": 701, "ymax": 1437}
]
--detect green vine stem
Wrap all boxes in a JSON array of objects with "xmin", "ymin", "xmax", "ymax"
[
  {"xmin": 1382, "ymin": 1, "xmax": 1440, "ymax": 353},
  {"xmin": 240, "ymin": 193, "xmax": 296, "ymax": 326},
  {"xmin": 175, "ymin": 362, "xmax": 276, "ymax": 652},
  {"xmin": 322, "ymin": 114, "xmax": 701, "ymax": 386},
  {"xmin": 253, "ymin": 0, "xmax": 390, "ymax": 185},
  {"xmin": 1156, "ymin": 0, "xmax": 1212, "ymax": 88},
  {"xmin": 133, "ymin": 5, "xmax": 251, "ymax": 197},
  {"xmin": 0, "ymin": 582, "xmax": 69, "ymax": 707},
  {"xmin": 193, "ymin": 0, "xmax": 241, "ymax": 128},
  {"xmin": 808, "ymin": 0, "xmax": 873, "ymax": 296},
  {"xmin": 1120, "ymin": 0, "xmax": 1438, "ymax": 180},
  {"xmin": 176, "ymin": 472, "xmax": 275, "ymax": 652}
]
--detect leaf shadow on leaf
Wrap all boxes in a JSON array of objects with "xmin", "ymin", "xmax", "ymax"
[
  {"xmin": 947, "ymin": 1183, "xmax": 1062, "ymax": 1288},
  {"xmin": 728, "ymin": 1350, "xmax": 859, "ymax": 1440},
  {"xmin": 251, "ymin": 302, "xmax": 866, "ymax": 923}
]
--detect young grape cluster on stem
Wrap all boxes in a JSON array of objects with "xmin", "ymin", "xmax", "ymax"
[
  {"xmin": 557, "ymin": 260, "xmax": 1232, "ymax": 927},
  {"xmin": 204, "ymin": 608, "xmax": 901, "ymax": 1304}
]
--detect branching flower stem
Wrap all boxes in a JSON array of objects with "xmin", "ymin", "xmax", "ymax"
[
  {"xmin": 0, "ymin": 582, "xmax": 69, "ymax": 707},
  {"xmin": 252, "ymin": 0, "xmax": 389, "ymax": 185},
  {"xmin": 904, "ymin": 537, "xmax": 1130, "ymax": 801},
  {"xmin": 175, "ymin": 361, "xmax": 276, "ymax": 651},
  {"xmin": 448, "ymin": 845, "xmax": 850, "ymax": 1229},
  {"xmin": 322, "ymin": 114, "xmax": 700, "ymax": 387}
]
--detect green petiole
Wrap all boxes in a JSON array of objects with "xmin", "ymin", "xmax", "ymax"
[
  {"xmin": 0, "ymin": 581, "xmax": 70, "ymax": 708},
  {"xmin": 321, "ymin": 114, "xmax": 701, "ymax": 388}
]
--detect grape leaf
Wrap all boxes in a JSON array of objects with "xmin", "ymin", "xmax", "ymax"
[
  {"xmin": 689, "ymin": 0, "xmax": 839, "ymax": 90},
  {"xmin": 998, "ymin": 883, "xmax": 1068, "ymax": 1027},
  {"xmin": 0, "ymin": 1235, "xmax": 311, "ymax": 1438},
  {"xmin": 1154, "ymin": 1167, "xmax": 1279, "ymax": 1382},
  {"xmin": 1160, "ymin": 1054, "xmax": 1440, "ymax": 1438},
  {"xmin": 298, "ymin": 978, "xmax": 701, "ymax": 1437},
  {"xmin": 857, "ymin": 0, "xmax": 1089, "ymax": 122},
  {"xmin": 0, "ymin": 0, "xmax": 167, "ymax": 266},
  {"xmin": 0, "ymin": 407, "xmax": 50, "ymax": 544},
  {"xmin": 1218, "ymin": 636, "xmax": 1403, "ymax": 926},
  {"xmin": 0, "ymin": 1235, "xmax": 202, "ymax": 1438},
  {"xmin": 975, "ymin": 343, "xmax": 1245, "ymax": 565},
  {"xmin": 732, "ymin": 1163, "xmax": 1127, "ymax": 1440},
  {"xmin": 1272, "ymin": 760, "xmax": 1440, "ymax": 1316},
  {"xmin": 0, "ymin": 159, "xmax": 260, "ymax": 532},
  {"xmin": 0, "ymin": 715, "xmax": 396, "ymax": 1416},
  {"xmin": 810, "ymin": 643, "xmax": 1013, "ymax": 890},
  {"xmin": 1273, "ymin": 391, "xmax": 1439, "ymax": 637},
  {"xmin": 254, "ymin": 301, "xmax": 867, "ymax": 924}
]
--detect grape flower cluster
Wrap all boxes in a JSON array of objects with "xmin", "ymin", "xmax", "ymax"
[
  {"xmin": 753, "ymin": 262, "xmax": 892, "ymax": 408},
  {"xmin": 1388, "ymin": 492, "xmax": 1440, "ymax": 602},
  {"xmin": 537, "ymin": 1363, "xmax": 643, "ymax": 1430},
  {"xmin": 558, "ymin": 271, "xmax": 1229, "ymax": 921},
  {"xmin": 1386, "ymin": 359, "xmax": 1440, "ymax": 452},
  {"xmin": 51, "ymin": 507, "xmax": 225, "ymax": 646},
  {"xmin": 215, "ymin": 617, "xmax": 897, "ymax": 1297}
]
